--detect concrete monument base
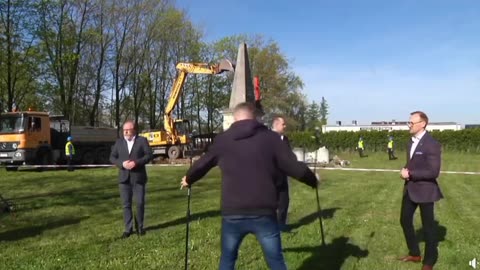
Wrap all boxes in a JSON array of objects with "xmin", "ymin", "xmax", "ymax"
[{"xmin": 222, "ymin": 109, "xmax": 234, "ymax": 131}]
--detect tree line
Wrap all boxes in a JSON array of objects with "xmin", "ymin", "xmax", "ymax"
[{"xmin": 0, "ymin": 0, "xmax": 329, "ymax": 134}]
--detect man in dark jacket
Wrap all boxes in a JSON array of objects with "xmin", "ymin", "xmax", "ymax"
[
  {"xmin": 110, "ymin": 120, "xmax": 153, "ymax": 238},
  {"xmin": 271, "ymin": 116, "xmax": 291, "ymax": 231},
  {"xmin": 181, "ymin": 102, "xmax": 318, "ymax": 270},
  {"xmin": 398, "ymin": 111, "xmax": 443, "ymax": 270}
]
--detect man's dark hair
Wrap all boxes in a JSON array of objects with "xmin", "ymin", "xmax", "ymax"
[{"xmin": 410, "ymin": 111, "xmax": 429, "ymax": 127}]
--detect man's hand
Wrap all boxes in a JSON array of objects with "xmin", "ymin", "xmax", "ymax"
[
  {"xmin": 127, "ymin": 160, "xmax": 136, "ymax": 169},
  {"xmin": 400, "ymin": 168, "xmax": 410, "ymax": 180},
  {"xmin": 122, "ymin": 160, "xmax": 136, "ymax": 170},
  {"xmin": 180, "ymin": 176, "xmax": 189, "ymax": 189}
]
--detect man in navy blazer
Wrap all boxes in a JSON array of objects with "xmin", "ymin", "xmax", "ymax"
[
  {"xmin": 399, "ymin": 111, "xmax": 443, "ymax": 270},
  {"xmin": 110, "ymin": 120, "xmax": 153, "ymax": 238}
]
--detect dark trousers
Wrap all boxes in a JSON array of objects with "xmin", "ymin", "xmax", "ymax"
[
  {"xmin": 400, "ymin": 192, "xmax": 438, "ymax": 266},
  {"xmin": 388, "ymin": 148, "xmax": 397, "ymax": 160},
  {"xmin": 358, "ymin": 148, "xmax": 366, "ymax": 157},
  {"xmin": 119, "ymin": 178, "xmax": 146, "ymax": 233},
  {"xmin": 219, "ymin": 215, "xmax": 287, "ymax": 270},
  {"xmin": 67, "ymin": 156, "xmax": 74, "ymax": 171},
  {"xmin": 277, "ymin": 180, "xmax": 289, "ymax": 227}
]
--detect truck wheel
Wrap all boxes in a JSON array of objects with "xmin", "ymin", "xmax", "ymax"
[
  {"xmin": 36, "ymin": 149, "xmax": 52, "ymax": 164},
  {"xmin": 36, "ymin": 149, "xmax": 52, "ymax": 171},
  {"xmin": 96, "ymin": 148, "xmax": 109, "ymax": 164},
  {"xmin": 5, "ymin": 166, "xmax": 18, "ymax": 171},
  {"xmin": 82, "ymin": 149, "xmax": 95, "ymax": 164},
  {"xmin": 168, "ymin": 146, "xmax": 181, "ymax": 160}
]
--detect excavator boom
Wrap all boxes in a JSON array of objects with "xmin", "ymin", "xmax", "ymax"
[
  {"xmin": 141, "ymin": 59, "xmax": 234, "ymax": 159},
  {"xmin": 164, "ymin": 59, "xmax": 234, "ymax": 119},
  {"xmin": 164, "ymin": 59, "xmax": 234, "ymax": 140}
]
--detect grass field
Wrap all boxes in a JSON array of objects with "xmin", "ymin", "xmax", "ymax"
[{"xmin": 0, "ymin": 152, "xmax": 479, "ymax": 270}]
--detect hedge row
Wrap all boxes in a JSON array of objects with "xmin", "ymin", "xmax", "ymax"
[{"xmin": 288, "ymin": 129, "xmax": 480, "ymax": 153}]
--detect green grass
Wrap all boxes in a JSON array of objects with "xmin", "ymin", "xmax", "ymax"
[{"xmin": 0, "ymin": 152, "xmax": 479, "ymax": 269}]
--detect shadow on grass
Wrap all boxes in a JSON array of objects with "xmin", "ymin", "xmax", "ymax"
[
  {"xmin": 287, "ymin": 207, "xmax": 340, "ymax": 231},
  {"xmin": 284, "ymin": 235, "xmax": 369, "ymax": 270},
  {"xmin": 12, "ymin": 185, "xmax": 179, "ymax": 201},
  {"xmin": 0, "ymin": 216, "xmax": 89, "ymax": 242},
  {"xmin": 145, "ymin": 209, "xmax": 220, "ymax": 231},
  {"xmin": 415, "ymin": 220, "xmax": 447, "ymax": 242},
  {"xmin": 11, "ymin": 184, "xmax": 181, "ymax": 214}
]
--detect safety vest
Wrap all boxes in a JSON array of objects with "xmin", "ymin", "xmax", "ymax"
[
  {"xmin": 65, "ymin": 141, "xmax": 75, "ymax": 156},
  {"xmin": 388, "ymin": 141, "xmax": 393, "ymax": 149},
  {"xmin": 358, "ymin": 140, "xmax": 364, "ymax": 149}
]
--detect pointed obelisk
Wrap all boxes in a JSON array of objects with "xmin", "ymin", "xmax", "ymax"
[{"xmin": 222, "ymin": 43, "xmax": 256, "ymax": 130}]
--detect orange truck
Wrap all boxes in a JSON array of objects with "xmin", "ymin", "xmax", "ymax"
[{"xmin": 0, "ymin": 110, "xmax": 117, "ymax": 170}]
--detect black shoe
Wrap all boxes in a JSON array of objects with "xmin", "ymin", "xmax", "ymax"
[
  {"xmin": 121, "ymin": 231, "xmax": 132, "ymax": 239},
  {"xmin": 138, "ymin": 229, "xmax": 146, "ymax": 236}
]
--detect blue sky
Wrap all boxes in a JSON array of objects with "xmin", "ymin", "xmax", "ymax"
[{"xmin": 176, "ymin": 0, "xmax": 480, "ymax": 125}]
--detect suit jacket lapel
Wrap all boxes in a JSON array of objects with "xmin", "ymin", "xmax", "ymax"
[
  {"xmin": 121, "ymin": 139, "xmax": 128, "ymax": 157},
  {"xmin": 129, "ymin": 137, "xmax": 139, "ymax": 157},
  {"xmin": 407, "ymin": 140, "xmax": 413, "ymax": 163},
  {"xmin": 410, "ymin": 132, "xmax": 428, "ymax": 161},
  {"xmin": 413, "ymin": 133, "xmax": 427, "ymax": 157}
]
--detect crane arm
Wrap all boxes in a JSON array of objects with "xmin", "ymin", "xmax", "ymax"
[{"xmin": 164, "ymin": 60, "xmax": 234, "ymax": 141}]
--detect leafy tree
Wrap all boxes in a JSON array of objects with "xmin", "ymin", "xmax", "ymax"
[
  {"xmin": 319, "ymin": 96, "xmax": 329, "ymax": 127},
  {"xmin": 305, "ymin": 101, "xmax": 321, "ymax": 131}
]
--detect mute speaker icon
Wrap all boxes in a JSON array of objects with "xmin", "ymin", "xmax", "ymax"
[{"xmin": 470, "ymin": 258, "xmax": 478, "ymax": 269}]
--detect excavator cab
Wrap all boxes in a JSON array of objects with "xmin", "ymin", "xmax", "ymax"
[{"xmin": 173, "ymin": 119, "xmax": 191, "ymax": 139}]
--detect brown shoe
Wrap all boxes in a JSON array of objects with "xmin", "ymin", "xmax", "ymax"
[
  {"xmin": 398, "ymin": 255, "xmax": 422, "ymax": 262},
  {"xmin": 421, "ymin": 265, "xmax": 433, "ymax": 270}
]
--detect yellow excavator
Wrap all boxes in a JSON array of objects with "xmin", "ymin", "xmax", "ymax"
[{"xmin": 140, "ymin": 59, "xmax": 235, "ymax": 160}]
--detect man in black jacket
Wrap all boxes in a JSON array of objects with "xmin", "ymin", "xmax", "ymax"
[
  {"xmin": 110, "ymin": 120, "xmax": 153, "ymax": 238},
  {"xmin": 271, "ymin": 116, "xmax": 291, "ymax": 231},
  {"xmin": 181, "ymin": 102, "xmax": 318, "ymax": 270}
]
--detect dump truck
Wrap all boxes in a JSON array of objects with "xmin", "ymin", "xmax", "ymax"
[{"xmin": 0, "ymin": 109, "xmax": 117, "ymax": 170}]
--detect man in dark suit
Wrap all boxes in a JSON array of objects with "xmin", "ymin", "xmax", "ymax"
[
  {"xmin": 110, "ymin": 120, "xmax": 153, "ymax": 238},
  {"xmin": 399, "ymin": 111, "xmax": 443, "ymax": 270},
  {"xmin": 272, "ymin": 116, "xmax": 291, "ymax": 231}
]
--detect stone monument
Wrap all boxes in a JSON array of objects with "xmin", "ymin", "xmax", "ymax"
[{"xmin": 222, "ymin": 43, "xmax": 257, "ymax": 130}]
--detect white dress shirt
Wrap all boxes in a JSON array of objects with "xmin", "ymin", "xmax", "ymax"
[
  {"xmin": 410, "ymin": 130, "xmax": 426, "ymax": 159},
  {"xmin": 125, "ymin": 136, "xmax": 136, "ymax": 154}
]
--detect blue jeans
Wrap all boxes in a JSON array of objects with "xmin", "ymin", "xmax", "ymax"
[{"xmin": 219, "ymin": 215, "xmax": 287, "ymax": 270}]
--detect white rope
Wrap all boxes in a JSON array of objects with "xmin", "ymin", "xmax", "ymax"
[
  {"xmin": 309, "ymin": 166, "xmax": 480, "ymax": 175},
  {"xmin": 3, "ymin": 164, "xmax": 480, "ymax": 175}
]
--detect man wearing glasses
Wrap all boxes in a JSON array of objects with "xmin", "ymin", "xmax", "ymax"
[
  {"xmin": 398, "ymin": 111, "xmax": 443, "ymax": 270},
  {"xmin": 110, "ymin": 120, "xmax": 153, "ymax": 238}
]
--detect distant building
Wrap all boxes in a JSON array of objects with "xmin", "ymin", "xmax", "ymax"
[
  {"xmin": 322, "ymin": 120, "xmax": 463, "ymax": 133},
  {"xmin": 465, "ymin": 124, "xmax": 480, "ymax": 129}
]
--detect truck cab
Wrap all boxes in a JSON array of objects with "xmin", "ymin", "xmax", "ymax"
[
  {"xmin": 0, "ymin": 111, "xmax": 52, "ymax": 167},
  {"xmin": 1, "ymin": 110, "xmax": 117, "ymax": 169}
]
